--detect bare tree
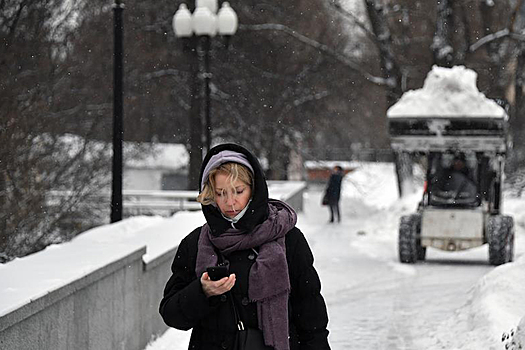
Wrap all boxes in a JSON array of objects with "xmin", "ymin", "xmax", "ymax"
[{"xmin": 0, "ymin": 1, "xmax": 115, "ymax": 262}]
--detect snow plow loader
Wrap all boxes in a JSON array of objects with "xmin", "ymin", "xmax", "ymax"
[{"xmin": 388, "ymin": 66, "xmax": 514, "ymax": 266}]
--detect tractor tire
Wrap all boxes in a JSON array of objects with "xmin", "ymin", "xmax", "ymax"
[
  {"xmin": 487, "ymin": 215, "xmax": 514, "ymax": 266},
  {"xmin": 399, "ymin": 214, "xmax": 423, "ymax": 263}
]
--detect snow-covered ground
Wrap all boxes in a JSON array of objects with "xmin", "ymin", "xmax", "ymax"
[{"xmin": 145, "ymin": 162, "xmax": 525, "ymax": 350}]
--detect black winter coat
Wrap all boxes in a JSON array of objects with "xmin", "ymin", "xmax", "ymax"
[
  {"xmin": 159, "ymin": 226, "xmax": 331, "ymax": 350},
  {"xmin": 159, "ymin": 143, "xmax": 331, "ymax": 350},
  {"xmin": 326, "ymin": 171, "xmax": 343, "ymax": 203}
]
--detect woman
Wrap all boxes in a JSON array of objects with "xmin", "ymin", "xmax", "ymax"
[{"xmin": 159, "ymin": 143, "xmax": 331, "ymax": 350}]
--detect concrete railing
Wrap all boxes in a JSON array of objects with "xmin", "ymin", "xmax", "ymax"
[
  {"xmin": 267, "ymin": 181, "xmax": 306, "ymax": 213},
  {"xmin": 0, "ymin": 181, "xmax": 306, "ymax": 350},
  {"xmin": 0, "ymin": 245, "xmax": 177, "ymax": 350}
]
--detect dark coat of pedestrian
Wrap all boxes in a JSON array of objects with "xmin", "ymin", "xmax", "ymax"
[
  {"xmin": 159, "ymin": 143, "xmax": 331, "ymax": 350},
  {"xmin": 324, "ymin": 166, "xmax": 344, "ymax": 223}
]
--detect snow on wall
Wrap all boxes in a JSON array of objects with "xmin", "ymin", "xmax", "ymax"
[{"xmin": 387, "ymin": 65, "xmax": 506, "ymax": 118}]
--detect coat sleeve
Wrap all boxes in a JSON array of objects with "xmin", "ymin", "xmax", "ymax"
[
  {"xmin": 159, "ymin": 228, "xmax": 219, "ymax": 330},
  {"xmin": 287, "ymin": 228, "xmax": 331, "ymax": 350}
]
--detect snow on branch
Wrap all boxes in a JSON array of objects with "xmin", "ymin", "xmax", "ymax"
[
  {"xmin": 239, "ymin": 23, "xmax": 394, "ymax": 87},
  {"xmin": 143, "ymin": 69, "xmax": 190, "ymax": 80},
  {"xmin": 470, "ymin": 28, "xmax": 525, "ymax": 52},
  {"xmin": 293, "ymin": 91, "xmax": 330, "ymax": 107},
  {"xmin": 470, "ymin": 29, "xmax": 510, "ymax": 52}
]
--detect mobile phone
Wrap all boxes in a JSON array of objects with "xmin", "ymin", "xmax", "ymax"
[{"xmin": 206, "ymin": 266, "xmax": 229, "ymax": 281}]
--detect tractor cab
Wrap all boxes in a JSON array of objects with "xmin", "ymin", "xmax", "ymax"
[{"xmin": 427, "ymin": 152, "xmax": 480, "ymax": 208}]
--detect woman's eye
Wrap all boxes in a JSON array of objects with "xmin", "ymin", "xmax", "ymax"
[{"xmin": 215, "ymin": 192, "xmax": 223, "ymax": 197}]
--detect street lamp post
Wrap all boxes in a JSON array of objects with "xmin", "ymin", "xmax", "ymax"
[
  {"xmin": 173, "ymin": 1, "xmax": 238, "ymax": 156},
  {"xmin": 111, "ymin": 0, "xmax": 124, "ymax": 223}
]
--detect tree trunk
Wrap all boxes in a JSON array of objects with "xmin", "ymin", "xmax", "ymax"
[
  {"xmin": 433, "ymin": 0, "xmax": 454, "ymax": 67},
  {"xmin": 393, "ymin": 151, "xmax": 413, "ymax": 197},
  {"xmin": 363, "ymin": 0, "xmax": 403, "ymax": 107},
  {"xmin": 364, "ymin": 0, "xmax": 407, "ymax": 195},
  {"xmin": 512, "ymin": 41, "xmax": 525, "ymax": 171}
]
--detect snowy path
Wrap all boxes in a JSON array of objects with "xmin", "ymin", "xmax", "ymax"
[
  {"xmin": 300, "ymin": 189, "xmax": 498, "ymax": 350},
  {"xmin": 146, "ymin": 185, "xmax": 524, "ymax": 350}
]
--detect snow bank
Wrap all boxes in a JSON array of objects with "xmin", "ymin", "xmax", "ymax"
[
  {"xmin": 342, "ymin": 162, "xmax": 423, "ymax": 215},
  {"xmin": 504, "ymin": 317, "xmax": 525, "ymax": 350},
  {"xmin": 387, "ymin": 65, "xmax": 506, "ymax": 118},
  {"xmin": 426, "ymin": 255, "xmax": 525, "ymax": 350}
]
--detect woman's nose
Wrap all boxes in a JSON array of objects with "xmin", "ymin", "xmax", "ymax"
[{"xmin": 225, "ymin": 193, "xmax": 235, "ymax": 205}]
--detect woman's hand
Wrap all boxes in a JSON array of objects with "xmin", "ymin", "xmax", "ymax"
[{"xmin": 200, "ymin": 272, "xmax": 236, "ymax": 298}]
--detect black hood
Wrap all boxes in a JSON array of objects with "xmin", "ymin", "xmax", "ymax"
[{"xmin": 199, "ymin": 143, "xmax": 269, "ymax": 235}]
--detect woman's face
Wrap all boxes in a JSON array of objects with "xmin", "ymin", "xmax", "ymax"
[{"xmin": 214, "ymin": 172, "xmax": 252, "ymax": 218}]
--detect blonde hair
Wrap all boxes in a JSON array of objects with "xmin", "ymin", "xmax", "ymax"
[{"xmin": 197, "ymin": 162, "xmax": 254, "ymax": 206}]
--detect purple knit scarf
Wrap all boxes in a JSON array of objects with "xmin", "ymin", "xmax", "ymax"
[{"xmin": 196, "ymin": 199, "xmax": 297, "ymax": 350}]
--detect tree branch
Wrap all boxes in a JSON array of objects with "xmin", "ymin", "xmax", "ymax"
[{"xmin": 239, "ymin": 23, "xmax": 394, "ymax": 87}]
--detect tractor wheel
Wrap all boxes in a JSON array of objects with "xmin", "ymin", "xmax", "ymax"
[
  {"xmin": 399, "ymin": 214, "xmax": 422, "ymax": 263},
  {"xmin": 487, "ymin": 215, "xmax": 514, "ymax": 266}
]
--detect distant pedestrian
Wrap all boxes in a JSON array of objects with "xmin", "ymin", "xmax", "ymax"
[
  {"xmin": 324, "ymin": 165, "xmax": 344, "ymax": 223},
  {"xmin": 159, "ymin": 143, "xmax": 331, "ymax": 350}
]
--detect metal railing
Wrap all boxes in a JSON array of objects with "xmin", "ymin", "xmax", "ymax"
[
  {"xmin": 123, "ymin": 189, "xmax": 201, "ymax": 214},
  {"xmin": 46, "ymin": 189, "xmax": 200, "ymax": 218},
  {"xmin": 46, "ymin": 181, "xmax": 307, "ymax": 218}
]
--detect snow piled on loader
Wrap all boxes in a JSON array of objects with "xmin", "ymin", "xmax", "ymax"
[{"xmin": 387, "ymin": 65, "xmax": 506, "ymax": 118}]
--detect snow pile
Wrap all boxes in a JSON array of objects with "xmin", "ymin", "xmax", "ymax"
[
  {"xmin": 425, "ymin": 255, "xmax": 525, "ymax": 350},
  {"xmin": 387, "ymin": 65, "xmax": 506, "ymax": 118},
  {"xmin": 342, "ymin": 162, "xmax": 423, "ymax": 215},
  {"xmin": 342, "ymin": 162, "xmax": 399, "ymax": 213}
]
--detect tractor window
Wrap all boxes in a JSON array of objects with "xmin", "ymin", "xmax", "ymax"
[{"xmin": 428, "ymin": 153, "xmax": 480, "ymax": 207}]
